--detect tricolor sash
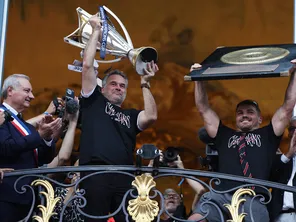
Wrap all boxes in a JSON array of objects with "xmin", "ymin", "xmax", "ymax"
[{"xmin": 0, "ymin": 106, "xmax": 39, "ymax": 166}]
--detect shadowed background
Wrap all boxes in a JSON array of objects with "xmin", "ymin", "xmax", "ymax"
[{"xmin": 3, "ymin": 0, "xmax": 295, "ymax": 213}]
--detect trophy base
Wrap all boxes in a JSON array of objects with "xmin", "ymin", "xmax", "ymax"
[{"xmin": 185, "ymin": 44, "xmax": 296, "ymax": 81}]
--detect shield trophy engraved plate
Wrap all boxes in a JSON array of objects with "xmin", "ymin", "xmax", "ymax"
[
  {"xmin": 64, "ymin": 6, "xmax": 158, "ymax": 75},
  {"xmin": 184, "ymin": 44, "xmax": 296, "ymax": 81}
]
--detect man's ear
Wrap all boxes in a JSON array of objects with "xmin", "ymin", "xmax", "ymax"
[
  {"xmin": 258, "ymin": 116, "xmax": 263, "ymax": 124},
  {"xmin": 7, "ymin": 86, "xmax": 14, "ymax": 96}
]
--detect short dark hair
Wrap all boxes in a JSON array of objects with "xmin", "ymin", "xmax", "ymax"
[
  {"xmin": 236, "ymin": 100, "xmax": 261, "ymax": 113},
  {"xmin": 102, "ymin": 69, "xmax": 128, "ymax": 87}
]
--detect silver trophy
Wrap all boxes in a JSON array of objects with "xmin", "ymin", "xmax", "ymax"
[{"xmin": 64, "ymin": 6, "xmax": 158, "ymax": 75}]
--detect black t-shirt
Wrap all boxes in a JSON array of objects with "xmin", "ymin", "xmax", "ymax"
[
  {"xmin": 79, "ymin": 85, "xmax": 141, "ymax": 165},
  {"xmin": 214, "ymin": 121, "xmax": 282, "ymax": 191}
]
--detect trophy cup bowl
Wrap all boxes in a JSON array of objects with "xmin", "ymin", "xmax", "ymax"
[{"xmin": 64, "ymin": 6, "xmax": 158, "ymax": 75}]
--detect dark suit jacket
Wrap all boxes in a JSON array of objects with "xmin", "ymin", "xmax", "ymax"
[
  {"xmin": 269, "ymin": 155, "xmax": 296, "ymax": 221},
  {"xmin": 0, "ymin": 107, "xmax": 55, "ymax": 204}
]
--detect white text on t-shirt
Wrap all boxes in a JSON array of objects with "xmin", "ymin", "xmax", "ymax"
[
  {"xmin": 105, "ymin": 102, "xmax": 131, "ymax": 128},
  {"xmin": 228, "ymin": 133, "xmax": 261, "ymax": 148}
]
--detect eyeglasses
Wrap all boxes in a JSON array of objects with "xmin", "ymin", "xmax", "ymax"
[{"xmin": 164, "ymin": 194, "xmax": 180, "ymax": 200}]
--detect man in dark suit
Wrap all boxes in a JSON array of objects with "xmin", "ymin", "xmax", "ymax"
[
  {"xmin": 0, "ymin": 74, "xmax": 62, "ymax": 222},
  {"xmin": 269, "ymin": 117, "xmax": 296, "ymax": 222}
]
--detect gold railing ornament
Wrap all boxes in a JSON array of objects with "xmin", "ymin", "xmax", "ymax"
[
  {"xmin": 127, "ymin": 174, "xmax": 159, "ymax": 222},
  {"xmin": 31, "ymin": 179, "xmax": 61, "ymax": 222},
  {"xmin": 224, "ymin": 188, "xmax": 256, "ymax": 222}
]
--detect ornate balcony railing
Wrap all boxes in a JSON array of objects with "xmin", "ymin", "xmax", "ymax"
[{"xmin": 3, "ymin": 166, "xmax": 296, "ymax": 222}]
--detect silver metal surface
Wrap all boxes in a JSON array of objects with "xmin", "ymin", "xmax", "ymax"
[{"xmin": 64, "ymin": 6, "xmax": 157, "ymax": 75}]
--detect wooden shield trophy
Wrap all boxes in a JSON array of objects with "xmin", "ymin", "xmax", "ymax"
[{"xmin": 184, "ymin": 44, "xmax": 296, "ymax": 81}]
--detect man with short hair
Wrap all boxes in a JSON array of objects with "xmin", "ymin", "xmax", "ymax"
[
  {"xmin": 161, "ymin": 188, "xmax": 184, "ymax": 222},
  {"xmin": 188, "ymin": 61, "xmax": 296, "ymax": 222},
  {"xmin": 79, "ymin": 15, "xmax": 158, "ymax": 221},
  {"xmin": 0, "ymin": 74, "xmax": 62, "ymax": 221}
]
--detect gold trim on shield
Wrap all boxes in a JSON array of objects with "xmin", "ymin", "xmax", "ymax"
[{"xmin": 221, "ymin": 47, "xmax": 289, "ymax": 65}]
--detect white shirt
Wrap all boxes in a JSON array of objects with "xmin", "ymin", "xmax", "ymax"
[
  {"xmin": 281, "ymin": 154, "xmax": 296, "ymax": 210},
  {"xmin": 2, "ymin": 102, "xmax": 52, "ymax": 146},
  {"xmin": 2, "ymin": 102, "xmax": 19, "ymax": 116}
]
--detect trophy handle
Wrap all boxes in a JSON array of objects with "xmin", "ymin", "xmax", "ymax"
[
  {"xmin": 95, "ymin": 58, "xmax": 123, "ymax": 64},
  {"xmin": 103, "ymin": 5, "xmax": 134, "ymax": 49}
]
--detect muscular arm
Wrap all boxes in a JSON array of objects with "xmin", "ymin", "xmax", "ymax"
[
  {"xmin": 272, "ymin": 70, "xmax": 296, "ymax": 136},
  {"xmin": 137, "ymin": 61, "xmax": 158, "ymax": 130},
  {"xmin": 137, "ymin": 87, "xmax": 157, "ymax": 130},
  {"xmin": 191, "ymin": 64, "xmax": 220, "ymax": 138},
  {"xmin": 195, "ymin": 81, "xmax": 220, "ymax": 138},
  {"xmin": 82, "ymin": 16, "xmax": 102, "ymax": 95}
]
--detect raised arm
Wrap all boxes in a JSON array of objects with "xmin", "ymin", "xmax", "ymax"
[
  {"xmin": 192, "ymin": 64, "xmax": 220, "ymax": 138},
  {"xmin": 272, "ymin": 60, "xmax": 296, "ymax": 136},
  {"xmin": 47, "ymin": 110, "xmax": 78, "ymax": 168},
  {"xmin": 170, "ymin": 155, "xmax": 206, "ymax": 196},
  {"xmin": 137, "ymin": 61, "xmax": 158, "ymax": 130},
  {"xmin": 82, "ymin": 15, "xmax": 102, "ymax": 95}
]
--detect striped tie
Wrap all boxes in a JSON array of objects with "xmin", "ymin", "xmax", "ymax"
[{"xmin": 238, "ymin": 134, "xmax": 252, "ymax": 178}]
